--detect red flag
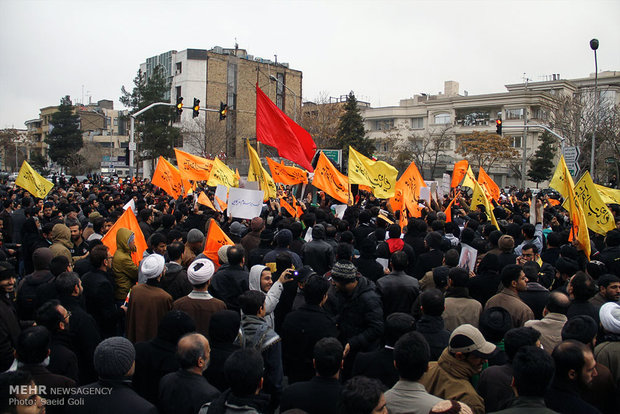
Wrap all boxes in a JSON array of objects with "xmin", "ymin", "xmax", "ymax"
[{"xmin": 256, "ymin": 85, "xmax": 315, "ymax": 171}]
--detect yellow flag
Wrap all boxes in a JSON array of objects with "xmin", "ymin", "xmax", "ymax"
[
  {"xmin": 461, "ymin": 166, "xmax": 476, "ymax": 189},
  {"xmin": 15, "ymin": 161, "xmax": 54, "ymax": 199},
  {"xmin": 347, "ymin": 146, "xmax": 398, "ymax": 198},
  {"xmin": 595, "ymin": 184, "xmax": 620, "ymax": 205},
  {"xmin": 246, "ymin": 140, "xmax": 276, "ymax": 200},
  {"xmin": 549, "ymin": 155, "xmax": 575, "ymax": 199},
  {"xmin": 207, "ymin": 158, "xmax": 239, "ymax": 188},
  {"xmin": 573, "ymin": 171, "xmax": 615, "ymax": 235},
  {"xmin": 471, "ymin": 178, "xmax": 499, "ymax": 230},
  {"xmin": 562, "ymin": 182, "xmax": 591, "ymax": 259}
]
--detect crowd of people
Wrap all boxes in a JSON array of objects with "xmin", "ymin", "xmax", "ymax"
[{"xmin": 0, "ymin": 174, "xmax": 620, "ymax": 414}]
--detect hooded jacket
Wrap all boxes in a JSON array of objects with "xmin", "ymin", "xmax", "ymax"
[
  {"xmin": 419, "ymin": 348, "xmax": 485, "ymax": 414},
  {"xmin": 113, "ymin": 228, "xmax": 139, "ymax": 300},
  {"xmin": 49, "ymin": 224, "xmax": 72, "ymax": 262},
  {"xmin": 248, "ymin": 265, "xmax": 283, "ymax": 329}
]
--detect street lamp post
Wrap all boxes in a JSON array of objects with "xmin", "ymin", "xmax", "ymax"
[
  {"xmin": 269, "ymin": 75, "xmax": 299, "ymax": 122},
  {"xmin": 590, "ymin": 38, "xmax": 599, "ymax": 181}
]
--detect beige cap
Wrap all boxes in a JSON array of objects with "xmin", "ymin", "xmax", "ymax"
[{"xmin": 449, "ymin": 324, "xmax": 497, "ymax": 357}]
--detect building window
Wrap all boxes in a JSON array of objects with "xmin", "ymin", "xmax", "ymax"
[
  {"xmin": 433, "ymin": 113, "xmax": 451, "ymax": 124},
  {"xmin": 531, "ymin": 107, "xmax": 548, "ymax": 121},
  {"xmin": 511, "ymin": 136, "xmax": 522, "ymax": 148},
  {"xmin": 227, "ymin": 62, "xmax": 238, "ymax": 109},
  {"xmin": 275, "ymin": 73, "xmax": 285, "ymax": 110},
  {"xmin": 505, "ymin": 108, "xmax": 524, "ymax": 120},
  {"xmin": 175, "ymin": 62, "xmax": 182, "ymax": 75},
  {"xmin": 375, "ymin": 119, "xmax": 394, "ymax": 130},
  {"xmin": 411, "ymin": 117, "xmax": 424, "ymax": 129},
  {"xmin": 176, "ymin": 86, "xmax": 182, "ymax": 102}
]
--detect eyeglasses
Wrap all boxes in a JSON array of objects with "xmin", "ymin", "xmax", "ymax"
[{"xmin": 64, "ymin": 311, "xmax": 72, "ymax": 322}]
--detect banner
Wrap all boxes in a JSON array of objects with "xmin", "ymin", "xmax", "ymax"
[
  {"xmin": 15, "ymin": 161, "xmax": 54, "ymax": 199},
  {"xmin": 595, "ymin": 184, "xmax": 620, "ymax": 205},
  {"xmin": 246, "ymin": 140, "xmax": 276, "ymax": 200},
  {"xmin": 391, "ymin": 160, "xmax": 426, "ymax": 212},
  {"xmin": 461, "ymin": 166, "xmax": 476, "ymax": 189},
  {"xmin": 174, "ymin": 148, "xmax": 213, "ymax": 181},
  {"xmin": 203, "ymin": 219, "xmax": 234, "ymax": 265},
  {"xmin": 348, "ymin": 146, "xmax": 398, "ymax": 198},
  {"xmin": 207, "ymin": 158, "xmax": 239, "ymax": 188},
  {"xmin": 101, "ymin": 207, "xmax": 147, "ymax": 266},
  {"xmin": 151, "ymin": 156, "xmax": 184, "ymax": 199},
  {"xmin": 266, "ymin": 157, "xmax": 308, "ymax": 185},
  {"xmin": 279, "ymin": 197, "xmax": 297, "ymax": 218},
  {"xmin": 471, "ymin": 178, "xmax": 499, "ymax": 229},
  {"xmin": 312, "ymin": 152, "xmax": 349, "ymax": 204},
  {"xmin": 228, "ymin": 187, "xmax": 264, "ymax": 220},
  {"xmin": 549, "ymin": 155, "xmax": 575, "ymax": 199},
  {"xmin": 573, "ymin": 171, "xmax": 615, "ymax": 235}
]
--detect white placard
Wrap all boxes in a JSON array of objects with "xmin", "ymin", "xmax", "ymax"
[
  {"xmin": 441, "ymin": 173, "xmax": 451, "ymax": 196},
  {"xmin": 458, "ymin": 244, "xmax": 478, "ymax": 273},
  {"xmin": 332, "ymin": 204, "xmax": 348, "ymax": 219},
  {"xmin": 227, "ymin": 188, "xmax": 264, "ymax": 220},
  {"xmin": 123, "ymin": 198, "xmax": 136, "ymax": 214},
  {"xmin": 214, "ymin": 184, "xmax": 228, "ymax": 212},
  {"xmin": 419, "ymin": 187, "xmax": 431, "ymax": 203}
]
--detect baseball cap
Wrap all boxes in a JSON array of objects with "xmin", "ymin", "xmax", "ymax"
[{"xmin": 449, "ymin": 324, "xmax": 497, "ymax": 358}]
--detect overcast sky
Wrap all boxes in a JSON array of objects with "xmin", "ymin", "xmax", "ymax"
[{"xmin": 1, "ymin": 0, "xmax": 619, "ymax": 128}]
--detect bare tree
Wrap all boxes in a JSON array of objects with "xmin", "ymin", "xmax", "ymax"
[
  {"xmin": 300, "ymin": 92, "xmax": 343, "ymax": 149},
  {"xmin": 180, "ymin": 114, "xmax": 227, "ymax": 158}
]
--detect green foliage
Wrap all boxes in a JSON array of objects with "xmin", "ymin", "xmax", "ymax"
[
  {"xmin": 528, "ymin": 131, "xmax": 557, "ymax": 184},
  {"xmin": 120, "ymin": 65, "xmax": 181, "ymax": 161},
  {"xmin": 45, "ymin": 96, "xmax": 83, "ymax": 169},
  {"xmin": 336, "ymin": 92, "xmax": 374, "ymax": 159}
]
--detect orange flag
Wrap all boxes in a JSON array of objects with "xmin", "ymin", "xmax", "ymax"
[
  {"xmin": 451, "ymin": 160, "xmax": 469, "ymax": 188},
  {"xmin": 312, "ymin": 152, "xmax": 349, "ymax": 204},
  {"xmin": 266, "ymin": 157, "xmax": 308, "ymax": 185},
  {"xmin": 215, "ymin": 195, "xmax": 228, "ymax": 212},
  {"xmin": 152, "ymin": 156, "xmax": 184, "ymax": 199},
  {"xmin": 101, "ymin": 207, "xmax": 147, "ymax": 266},
  {"xmin": 279, "ymin": 197, "xmax": 297, "ymax": 217},
  {"xmin": 292, "ymin": 195, "xmax": 304, "ymax": 217},
  {"xmin": 547, "ymin": 198, "xmax": 561, "ymax": 207},
  {"xmin": 390, "ymin": 189, "xmax": 404, "ymax": 212},
  {"xmin": 203, "ymin": 219, "xmax": 234, "ymax": 265},
  {"xmin": 391, "ymin": 160, "xmax": 426, "ymax": 212},
  {"xmin": 174, "ymin": 148, "xmax": 213, "ymax": 181},
  {"xmin": 444, "ymin": 191, "xmax": 461, "ymax": 223},
  {"xmin": 197, "ymin": 191, "xmax": 216, "ymax": 210},
  {"xmin": 478, "ymin": 166, "xmax": 500, "ymax": 201}
]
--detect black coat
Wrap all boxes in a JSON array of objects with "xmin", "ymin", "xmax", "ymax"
[
  {"xmin": 133, "ymin": 338, "xmax": 180, "ymax": 403},
  {"xmin": 209, "ymin": 264, "xmax": 249, "ymax": 312},
  {"xmin": 280, "ymin": 376, "xmax": 342, "ymax": 414},
  {"xmin": 0, "ymin": 294, "xmax": 20, "ymax": 372},
  {"xmin": 15, "ymin": 270, "xmax": 54, "ymax": 321},
  {"xmin": 598, "ymin": 245, "xmax": 620, "ymax": 277},
  {"xmin": 376, "ymin": 240, "xmax": 417, "ymax": 276},
  {"xmin": 376, "ymin": 271, "xmax": 420, "ymax": 317},
  {"xmin": 412, "ymin": 249, "xmax": 444, "ymax": 280},
  {"xmin": 59, "ymin": 295, "xmax": 102, "ymax": 384},
  {"xmin": 65, "ymin": 379, "xmax": 157, "ymax": 414},
  {"xmin": 352, "ymin": 347, "xmax": 398, "ymax": 388},
  {"xmin": 324, "ymin": 276, "xmax": 384, "ymax": 353},
  {"xmin": 280, "ymin": 304, "xmax": 339, "ymax": 383},
  {"xmin": 160, "ymin": 262, "xmax": 192, "ymax": 301},
  {"xmin": 204, "ymin": 342, "xmax": 240, "ymax": 392},
  {"xmin": 468, "ymin": 270, "xmax": 502, "ymax": 306},
  {"xmin": 353, "ymin": 256, "xmax": 384, "ymax": 283},
  {"xmin": 545, "ymin": 379, "xmax": 602, "ymax": 414},
  {"xmin": 48, "ymin": 330, "xmax": 79, "ymax": 382},
  {"xmin": 20, "ymin": 364, "xmax": 76, "ymax": 414},
  {"xmin": 81, "ymin": 268, "xmax": 124, "ymax": 338},
  {"xmin": 415, "ymin": 315, "xmax": 450, "ymax": 361},
  {"xmin": 353, "ymin": 224, "xmax": 375, "ymax": 249},
  {"xmin": 519, "ymin": 282, "xmax": 550, "ymax": 320},
  {"xmin": 302, "ymin": 239, "xmax": 334, "ymax": 276},
  {"xmin": 158, "ymin": 369, "xmax": 220, "ymax": 414}
]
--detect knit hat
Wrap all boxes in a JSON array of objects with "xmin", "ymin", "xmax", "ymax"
[
  {"xmin": 331, "ymin": 260, "xmax": 358, "ymax": 281},
  {"xmin": 250, "ymin": 217, "xmax": 264, "ymax": 232},
  {"xmin": 599, "ymin": 302, "xmax": 620, "ymax": 334},
  {"xmin": 260, "ymin": 229, "xmax": 274, "ymax": 242},
  {"xmin": 275, "ymin": 229, "xmax": 293, "ymax": 247},
  {"xmin": 230, "ymin": 221, "xmax": 245, "ymax": 237},
  {"xmin": 32, "ymin": 248, "xmax": 54, "ymax": 271},
  {"xmin": 449, "ymin": 324, "xmax": 497, "ymax": 357},
  {"xmin": 141, "ymin": 254, "xmax": 165, "ymax": 279},
  {"xmin": 187, "ymin": 258, "xmax": 215, "ymax": 285},
  {"xmin": 218, "ymin": 245, "xmax": 231, "ymax": 264},
  {"xmin": 187, "ymin": 228, "xmax": 205, "ymax": 243},
  {"xmin": 93, "ymin": 337, "xmax": 135, "ymax": 379}
]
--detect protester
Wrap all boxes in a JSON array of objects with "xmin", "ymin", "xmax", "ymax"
[{"xmin": 485, "ymin": 264, "xmax": 535, "ymax": 327}]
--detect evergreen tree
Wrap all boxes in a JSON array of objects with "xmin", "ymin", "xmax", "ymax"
[
  {"xmin": 336, "ymin": 92, "xmax": 374, "ymax": 160},
  {"xmin": 527, "ymin": 131, "xmax": 557, "ymax": 186},
  {"xmin": 120, "ymin": 65, "xmax": 181, "ymax": 163},
  {"xmin": 45, "ymin": 96, "xmax": 83, "ymax": 170}
]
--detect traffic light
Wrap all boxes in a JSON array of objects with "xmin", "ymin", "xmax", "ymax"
[
  {"xmin": 219, "ymin": 102, "xmax": 228, "ymax": 121},
  {"xmin": 176, "ymin": 97, "xmax": 184, "ymax": 116},
  {"xmin": 192, "ymin": 98, "xmax": 200, "ymax": 118},
  {"xmin": 495, "ymin": 118, "xmax": 502, "ymax": 135}
]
